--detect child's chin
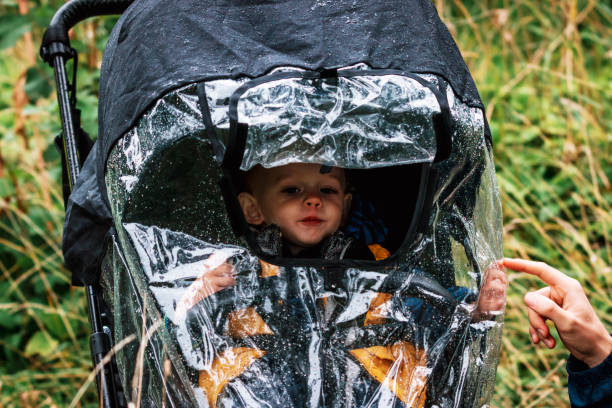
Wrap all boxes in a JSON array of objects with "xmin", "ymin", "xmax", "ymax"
[
  {"xmin": 307, "ymin": 232, "xmax": 330, "ymax": 242},
  {"xmin": 295, "ymin": 240, "xmax": 320, "ymax": 248},
  {"xmin": 292, "ymin": 236, "xmax": 325, "ymax": 249}
]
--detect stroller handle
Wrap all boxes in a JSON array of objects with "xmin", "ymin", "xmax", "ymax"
[
  {"xmin": 40, "ymin": 3, "xmax": 133, "ymax": 407},
  {"xmin": 41, "ymin": 0, "xmax": 133, "ymax": 63},
  {"xmin": 50, "ymin": 0, "xmax": 132, "ymax": 31}
]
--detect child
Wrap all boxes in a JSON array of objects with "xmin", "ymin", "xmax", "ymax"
[
  {"xmin": 237, "ymin": 162, "xmax": 375, "ymax": 259},
  {"xmin": 176, "ymin": 162, "xmax": 379, "ymax": 311}
]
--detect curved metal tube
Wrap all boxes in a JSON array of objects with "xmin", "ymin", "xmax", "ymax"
[{"xmin": 49, "ymin": 0, "xmax": 133, "ymax": 31}]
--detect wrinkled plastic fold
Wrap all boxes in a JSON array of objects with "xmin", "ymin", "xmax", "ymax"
[
  {"xmin": 238, "ymin": 74, "xmax": 438, "ymax": 170},
  {"xmin": 100, "ymin": 73, "xmax": 505, "ymax": 407}
]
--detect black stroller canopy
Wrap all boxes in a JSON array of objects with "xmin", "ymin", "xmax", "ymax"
[{"xmin": 97, "ymin": 0, "xmax": 484, "ymax": 175}]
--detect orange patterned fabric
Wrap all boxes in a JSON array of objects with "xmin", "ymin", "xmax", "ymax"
[
  {"xmin": 199, "ymin": 347, "xmax": 266, "ymax": 407},
  {"xmin": 227, "ymin": 307, "xmax": 274, "ymax": 337},
  {"xmin": 259, "ymin": 259, "xmax": 281, "ymax": 278},
  {"xmin": 201, "ymin": 245, "xmax": 410, "ymax": 407},
  {"xmin": 367, "ymin": 244, "xmax": 391, "ymax": 261},
  {"xmin": 350, "ymin": 341, "xmax": 428, "ymax": 407},
  {"xmin": 364, "ymin": 244, "xmax": 392, "ymax": 324},
  {"xmin": 364, "ymin": 292, "xmax": 393, "ymax": 326},
  {"xmin": 358, "ymin": 245, "xmax": 427, "ymax": 405}
]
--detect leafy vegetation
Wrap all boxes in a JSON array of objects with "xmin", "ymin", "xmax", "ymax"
[{"xmin": 0, "ymin": 0, "xmax": 610, "ymax": 407}]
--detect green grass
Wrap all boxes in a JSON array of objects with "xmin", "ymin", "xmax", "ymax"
[
  {"xmin": 446, "ymin": 1, "xmax": 612, "ymax": 407},
  {"xmin": 1, "ymin": 1, "xmax": 611, "ymax": 407}
]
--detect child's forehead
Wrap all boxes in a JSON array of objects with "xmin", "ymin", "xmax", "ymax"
[{"xmin": 267, "ymin": 164, "xmax": 345, "ymax": 183}]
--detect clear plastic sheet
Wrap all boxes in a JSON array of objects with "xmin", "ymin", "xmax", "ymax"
[
  {"xmin": 238, "ymin": 74, "xmax": 438, "ymax": 170},
  {"xmin": 100, "ymin": 238, "xmax": 197, "ymax": 407},
  {"xmin": 101, "ymin": 71, "xmax": 505, "ymax": 407}
]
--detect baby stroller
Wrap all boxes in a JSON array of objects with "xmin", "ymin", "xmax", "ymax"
[{"xmin": 41, "ymin": 0, "xmax": 505, "ymax": 407}]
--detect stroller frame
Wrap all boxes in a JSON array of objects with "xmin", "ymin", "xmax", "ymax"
[{"xmin": 40, "ymin": 1, "xmax": 134, "ymax": 407}]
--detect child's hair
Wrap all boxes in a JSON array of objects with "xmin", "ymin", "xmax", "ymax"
[
  {"xmin": 237, "ymin": 166, "xmax": 260, "ymax": 194},
  {"xmin": 238, "ymin": 164, "xmax": 354, "ymax": 194},
  {"xmin": 237, "ymin": 169, "xmax": 251, "ymax": 194}
]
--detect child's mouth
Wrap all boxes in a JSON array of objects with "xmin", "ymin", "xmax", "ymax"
[{"xmin": 300, "ymin": 216, "xmax": 323, "ymax": 226}]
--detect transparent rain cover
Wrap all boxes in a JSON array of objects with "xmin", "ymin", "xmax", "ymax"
[
  {"xmin": 238, "ymin": 74, "xmax": 438, "ymax": 170},
  {"xmin": 101, "ymin": 73, "xmax": 505, "ymax": 407}
]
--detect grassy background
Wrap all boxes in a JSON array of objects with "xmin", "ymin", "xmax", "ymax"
[{"xmin": 0, "ymin": 0, "xmax": 610, "ymax": 407}]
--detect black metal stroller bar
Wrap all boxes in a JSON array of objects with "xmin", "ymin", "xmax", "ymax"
[
  {"xmin": 40, "ymin": 1, "xmax": 133, "ymax": 407},
  {"xmin": 41, "ymin": 0, "xmax": 134, "ymax": 188}
]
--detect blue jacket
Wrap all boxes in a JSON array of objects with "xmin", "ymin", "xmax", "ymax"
[{"xmin": 568, "ymin": 351, "xmax": 612, "ymax": 408}]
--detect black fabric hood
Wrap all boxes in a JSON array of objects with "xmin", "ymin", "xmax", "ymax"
[{"xmin": 97, "ymin": 0, "xmax": 483, "ymax": 175}]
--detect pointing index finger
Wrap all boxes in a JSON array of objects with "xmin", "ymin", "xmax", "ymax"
[{"xmin": 502, "ymin": 258, "xmax": 572, "ymax": 287}]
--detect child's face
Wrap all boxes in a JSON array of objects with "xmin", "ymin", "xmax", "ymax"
[{"xmin": 238, "ymin": 163, "xmax": 352, "ymax": 254}]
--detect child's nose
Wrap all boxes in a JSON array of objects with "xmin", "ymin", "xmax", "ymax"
[{"xmin": 304, "ymin": 193, "xmax": 322, "ymax": 208}]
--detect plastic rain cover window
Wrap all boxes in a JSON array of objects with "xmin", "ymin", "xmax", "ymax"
[
  {"xmin": 101, "ymin": 73, "xmax": 506, "ymax": 408},
  {"xmin": 238, "ymin": 74, "xmax": 438, "ymax": 170}
]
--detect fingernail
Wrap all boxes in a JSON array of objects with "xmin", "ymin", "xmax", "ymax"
[
  {"xmin": 524, "ymin": 293, "xmax": 537, "ymax": 308},
  {"xmin": 544, "ymin": 338, "xmax": 554, "ymax": 348},
  {"xmin": 537, "ymin": 329, "xmax": 547, "ymax": 338},
  {"xmin": 531, "ymin": 333, "xmax": 538, "ymax": 343}
]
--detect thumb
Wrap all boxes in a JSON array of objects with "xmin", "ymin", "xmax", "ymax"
[{"xmin": 524, "ymin": 291, "xmax": 569, "ymax": 326}]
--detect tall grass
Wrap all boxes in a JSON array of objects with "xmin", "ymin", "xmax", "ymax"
[
  {"xmin": 439, "ymin": 1, "xmax": 612, "ymax": 407},
  {"xmin": 0, "ymin": 1, "xmax": 610, "ymax": 407},
  {"xmin": 1, "ymin": 2, "xmax": 114, "ymax": 406}
]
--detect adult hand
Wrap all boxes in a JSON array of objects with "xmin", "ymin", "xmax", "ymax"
[{"xmin": 503, "ymin": 258, "xmax": 612, "ymax": 368}]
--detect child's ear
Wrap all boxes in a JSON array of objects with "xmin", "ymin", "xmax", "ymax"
[
  {"xmin": 342, "ymin": 193, "xmax": 352, "ymax": 225},
  {"xmin": 238, "ymin": 192, "xmax": 265, "ymax": 225}
]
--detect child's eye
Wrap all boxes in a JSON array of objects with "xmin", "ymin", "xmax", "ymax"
[
  {"xmin": 281, "ymin": 187, "xmax": 300, "ymax": 194},
  {"xmin": 320, "ymin": 187, "xmax": 338, "ymax": 194}
]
